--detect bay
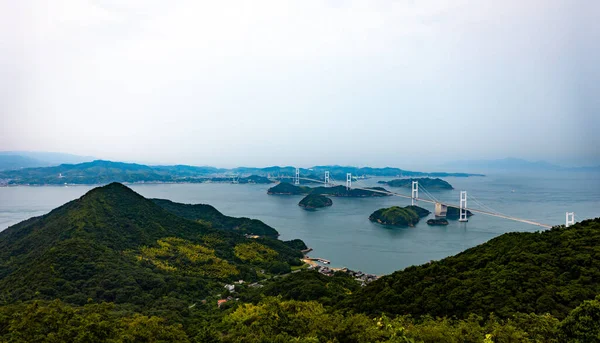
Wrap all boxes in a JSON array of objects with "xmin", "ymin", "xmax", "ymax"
[{"xmin": 1, "ymin": 172, "xmax": 598, "ymax": 275}]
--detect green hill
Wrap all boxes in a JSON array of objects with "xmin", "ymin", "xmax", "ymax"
[
  {"xmin": 268, "ymin": 182, "xmax": 391, "ymax": 197},
  {"xmin": 267, "ymin": 182, "xmax": 311, "ymax": 195},
  {"xmin": 378, "ymin": 177, "xmax": 454, "ymax": 190},
  {"xmin": 369, "ymin": 205, "xmax": 431, "ymax": 227},
  {"xmin": 152, "ymin": 199, "xmax": 279, "ymax": 237},
  {"xmin": 0, "ymin": 183, "xmax": 303, "ymax": 306},
  {"xmin": 343, "ymin": 218, "xmax": 600, "ymax": 319},
  {"xmin": 298, "ymin": 194, "xmax": 333, "ymax": 209}
]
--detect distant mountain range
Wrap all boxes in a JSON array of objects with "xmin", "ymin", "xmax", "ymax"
[
  {"xmin": 0, "ymin": 160, "xmax": 483, "ymax": 186},
  {"xmin": 441, "ymin": 158, "xmax": 600, "ymax": 174},
  {"xmin": 0, "ymin": 151, "xmax": 94, "ymax": 170}
]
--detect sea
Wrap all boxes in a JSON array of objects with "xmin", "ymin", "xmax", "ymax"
[{"xmin": 1, "ymin": 172, "xmax": 598, "ymax": 275}]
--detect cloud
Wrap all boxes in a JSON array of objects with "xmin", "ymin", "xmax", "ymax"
[{"xmin": 1, "ymin": 0, "xmax": 598, "ymax": 167}]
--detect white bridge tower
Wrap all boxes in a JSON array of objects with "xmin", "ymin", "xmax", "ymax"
[
  {"xmin": 411, "ymin": 181, "xmax": 419, "ymax": 206},
  {"xmin": 324, "ymin": 171, "xmax": 330, "ymax": 187},
  {"xmin": 294, "ymin": 168, "xmax": 300, "ymax": 185},
  {"xmin": 346, "ymin": 173, "xmax": 352, "ymax": 190},
  {"xmin": 566, "ymin": 212, "xmax": 575, "ymax": 227},
  {"xmin": 459, "ymin": 191, "xmax": 468, "ymax": 222}
]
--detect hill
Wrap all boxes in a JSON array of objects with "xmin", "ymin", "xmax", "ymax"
[
  {"xmin": 0, "ymin": 183, "xmax": 303, "ymax": 306},
  {"xmin": 369, "ymin": 205, "xmax": 431, "ymax": 227},
  {"xmin": 0, "ymin": 159, "xmax": 485, "ymax": 185},
  {"xmin": 298, "ymin": 194, "xmax": 333, "ymax": 209},
  {"xmin": 152, "ymin": 198, "xmax": 279, "ymax": 237},
  {"xmin": 343, "ymin": 218, "xmax": 600, "ymax": 319},
  {"xmin": 0, "ymin": 151, "xmax": 94, "ymax": 171},
  {"xmin": 0, "ymin": 160, "xmax": 230, "ymax": 185},
  {"xmin": 378, "ymin": 177, "xmax": 453, "ymax": 190},
  {"xmin": 268, "ymin": 182, "xmax": 391, "ymax": 197},
  {"xmin": 0, "ymin": 154, "xmax": 50, "ymax": 171}
]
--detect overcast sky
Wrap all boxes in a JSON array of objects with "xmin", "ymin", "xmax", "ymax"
[{"xmin": 1, "ymin": 1, "xmax": 599, "ymax": 169}]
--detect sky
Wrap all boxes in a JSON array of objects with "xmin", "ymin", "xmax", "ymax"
[{"xmin": 1, "ymin": 0, "xmax": 599, "ymax": 169}]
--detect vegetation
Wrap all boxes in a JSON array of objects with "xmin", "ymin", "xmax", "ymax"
[
  {"xmin": 379, "ymin": 178, "xmax": 454, "ymax": 190},
  {"xmin": 344, "ymin": 218, "xmax": 600, "ymax": 320},
  {"xmin": 267, "ymin": 182, "xmax": 311, "ymax": 195},
  {"xmin": 1, "ymin": 296, "xmax": 597, "ymax": 342},
  {"xmin": 153, "ymin": 198, "xmax": 279, "ymax": 237},
  {"xmin": 299, "ymin": 194, "xmax": 333, "ymax": 209},
  {"xmin": 283, "ymin": 238, "xmax": 309, "ymax": 251},
  {"xmin": 234, "ymin": 242, "xmax": 278, "ymax": 263},
  {"xmin": 369, "ymin": 206, "xmax": 431, "ymax": 227},
  {"xmin": 268, "ymin": 182, "xmax": 391, "ymax": 197},
  {"xmin": 0, "ymin": 183, "xmax": 302, "ymax": 308}
]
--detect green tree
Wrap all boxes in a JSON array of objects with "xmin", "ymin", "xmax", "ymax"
[{"xmin": 559, "ymin": 297, "xmax": 600, "ymax": 342}]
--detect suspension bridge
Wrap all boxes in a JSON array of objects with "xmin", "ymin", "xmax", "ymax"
[{"xmin": 274, "ymin": 168, "xmax": 579, "ymax": 229}]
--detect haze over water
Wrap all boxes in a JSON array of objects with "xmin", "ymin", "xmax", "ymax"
[{"xmin": 1, "ymin": 172, "xmax": 598, "ymax": 275}]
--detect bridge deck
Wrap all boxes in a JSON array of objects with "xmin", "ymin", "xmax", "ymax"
[{"xmin": 294, "ymin": 177, "xmax": 553, "ymax": 229}]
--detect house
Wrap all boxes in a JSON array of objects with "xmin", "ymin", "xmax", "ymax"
[
  {"xmin": 217, "ymin": 299, "xmax": 227, "ymax": 308},
  {"xmin": 224, "ymin": 284, "xmax": 235, "ymax": 292}
]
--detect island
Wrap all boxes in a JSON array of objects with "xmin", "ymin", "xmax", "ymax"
[
  {"xmin": 267, "ymin": 182, "xmax": 391, "ymax": 197},
  {"xmin": 369, "ymin": 205, "xmax": 431, "ymax": 227},
  {"xmin": 267, "ymin": 182, "xmax": 311, "ymax": 195},
  {"xmin": 298, "ymin": 194, "xmax": 333, "ymax": 209},
  {"xmin": 378, "ymin": 177, "xmax": 453, "ymax": 190},
  {"xmin": 427, "ymin": 218, "xmax": 449, "ymax": 226}
]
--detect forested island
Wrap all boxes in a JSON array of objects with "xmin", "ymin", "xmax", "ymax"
[
  {"xmin": 298, "ymin": 194, "xmax": 333, "ymax": 209},
  {"xmin": 378, "ymin": 177, "xmax": 454, "ymax": 190},
  {"xmin": 268, "ymin": 182, "xmax": 391, "ymax": 197},
  {"xmin": 369, "ymin": 205, "xmax": 431, "ymax": 226},
  {"xmin": 0, "ymin": 160, "xmax": 483, "ymax": 186}
]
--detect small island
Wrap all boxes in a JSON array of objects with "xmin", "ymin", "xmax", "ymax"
[
  {"xmin": 268, "ymin": 182, "xmax": 391, "ymax": 197},
  {"xmin": 427, "ymin": 218, "xmax": 449, "ymax": 226},
  {"xmin": 299, "ymin": 194, "xmax": 333, "ymax": 209},
  {"xmin": 369, "ymin": 205, "xmax": 431, "ymax": 227},
  {"xmin": 446, "ymin": 206, "xmax": 474, "ymax": 219},
  {"xmin": 378, "ymin": 177, "xmax": 453, "ymax": 190}
]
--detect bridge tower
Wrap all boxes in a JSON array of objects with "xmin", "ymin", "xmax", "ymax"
[
  {"xmin": 411, "ymin": 181, "xmax": 419, "ymax": 206},
  {"xmin": 346, "ymin": 173, "xmax": 352, "ymax": 190},
  {"xmin": 566, "ymin": 212, "xmax": 575, "ymax": 227},
  {"xmin": 294, "ymin": 168, "xmax": 300, "ymax": 185},
  {"xmin": 324, "ymin": 171, "xmax": 330, "ymax": 187},
  {"xmin": 459, "ymin": 191, "xmax": 468, "ymax": 222}
]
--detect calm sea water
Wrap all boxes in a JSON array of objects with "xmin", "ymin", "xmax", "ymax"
[{"xmin": 1, "ymin": 172, "xmax": 598, "ymax": 275}]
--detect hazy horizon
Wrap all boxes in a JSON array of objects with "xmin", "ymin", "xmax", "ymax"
[{"xmin": 2, "ymin": 1, "xmax": 599, "ymax": 169}]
